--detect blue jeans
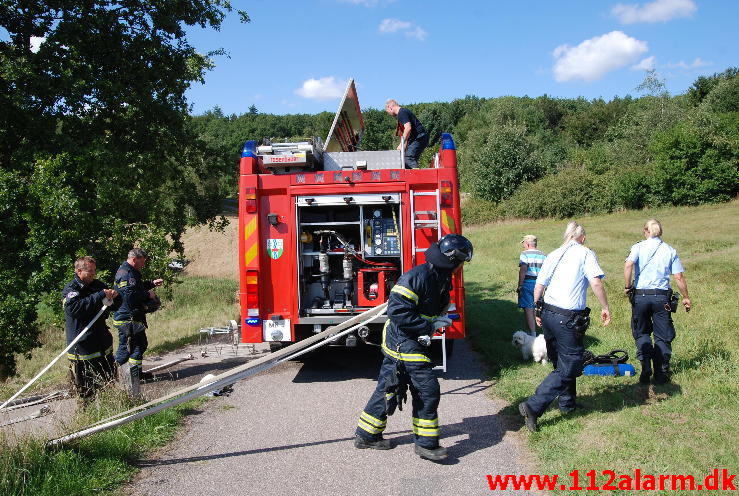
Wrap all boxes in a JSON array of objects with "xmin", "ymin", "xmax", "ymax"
[
  {"xmin": 404, "ymin": 134, "xmax": 429, "ymax": 169},
  {"xmin": 525, "ymin": 309, "xmax": 585, "ymax": 416}
]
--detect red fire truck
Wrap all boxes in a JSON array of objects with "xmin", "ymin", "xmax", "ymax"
[{"xmin": 237, "ymin": 80, "xmax": 466, "ymax": 367}]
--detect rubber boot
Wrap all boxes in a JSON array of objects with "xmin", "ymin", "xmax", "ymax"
[
  {"xmin": 639, "ymin": 360, "xmax": 652, "ymax": 384},
  {"xmin": 119, "ymin": 363, "xmax": 141, "ymax": 397},
  {"xmin": 415, "ymin": 444, "xmax": 448, "ymax": 461}
]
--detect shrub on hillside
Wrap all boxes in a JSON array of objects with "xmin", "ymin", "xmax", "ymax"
[
  {"xmin": 461, "ymin": 195, "xmax": 503, "ymax": 225},
  {"xmin": 500, "ymin": 168, "xmax": 618, "ymax": 219},
  {"xmin": 650, "ymin": 120, "xmax": 739, "ymax": 205},
  {"xmin": 460, "ymin": 123, "xmax": 544, "ymax": 203}
]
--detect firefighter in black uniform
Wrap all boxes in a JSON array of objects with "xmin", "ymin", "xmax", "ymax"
[
  {"xmin": 113, "ymin": 248, "xmax": 163, "ymax": 387},
  {"xmin": 354, "ymin": 234, "xmax": 473, "ymax": 461},
  {"xmin": 62, "ymin": 256, "xmax": 121, "ymax": 398}
]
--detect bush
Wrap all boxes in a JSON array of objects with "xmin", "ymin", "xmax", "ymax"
[
  {"xmin": 461, "ymin": 195, "xmax": 503, "ymax": 225},
  {"xmin": 459, "ymin": 123, "xmax": 544, "ymax": 203},
  {"xmin": 500, "ymin": 167, "xmax": 619, "ymax": 219},
  {"xmin": 650, "ymin": 120, "xmax": 739, "ymax": 205}
]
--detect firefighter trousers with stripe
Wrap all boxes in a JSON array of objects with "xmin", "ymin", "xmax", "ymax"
[{"xmin": 356, "ymin": 354, "xmax": 441, "ymax": 449}]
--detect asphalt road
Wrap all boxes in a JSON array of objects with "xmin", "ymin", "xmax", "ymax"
[{"xmin": 126, "ymin": 339, "xmax": 534, "ymax": 496}]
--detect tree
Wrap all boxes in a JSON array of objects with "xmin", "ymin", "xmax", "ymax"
[
  {"xmin": 460, "ymin": 123, "xmax": 544, "ymax": 203},
  {"xmin": 0, "ymin": 1, "xmax": 248, "ymax": 378},
  {"xmin": 248, "ymin": 104, "xmax": 259, "ymax": 115}
]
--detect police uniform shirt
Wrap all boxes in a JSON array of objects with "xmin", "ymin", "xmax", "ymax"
[
  {"xmin": 626, "ymin": 237, "xmax": 684, "ymax": 290},
  {"xmin": 536, "ymin": 241, "xmax": 604, "ymax": 311}
]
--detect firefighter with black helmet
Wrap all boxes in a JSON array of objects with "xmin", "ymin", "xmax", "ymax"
[{"xmin": 354, "ymin": 233, "xmax": 473, "ymax": 461}]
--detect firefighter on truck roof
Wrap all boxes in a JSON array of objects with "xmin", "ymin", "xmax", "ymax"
[{"xmin": 354, "ymin": 234, "xmax": 473, "ymax": 461}]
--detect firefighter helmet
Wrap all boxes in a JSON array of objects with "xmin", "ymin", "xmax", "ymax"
[{"xmin": 438, "ymin": 234, "xmax": 473, "ymax": 266}]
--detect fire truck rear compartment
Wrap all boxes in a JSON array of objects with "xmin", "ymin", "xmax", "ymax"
[{"xmin": 295, "ymin": 194, "xmax": 402, "ymax": 344}]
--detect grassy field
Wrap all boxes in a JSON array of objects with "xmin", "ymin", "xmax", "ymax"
[{"xmin": 463, "ymin": 201, "xmax": 739, "ymax": 494}]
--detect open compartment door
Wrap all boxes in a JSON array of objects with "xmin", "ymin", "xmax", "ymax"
[{"xmin": 324, "ymin": 78, "xmax": 365, "ymax": 152}]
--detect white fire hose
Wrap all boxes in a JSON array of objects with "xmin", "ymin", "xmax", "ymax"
[
  {"xmin": 47, "ymin": 302, "xmax": 388, "ymax": 446},
  {"xmin": 0, "ymin": 298, "xmax": 114, "ymax": 411}
]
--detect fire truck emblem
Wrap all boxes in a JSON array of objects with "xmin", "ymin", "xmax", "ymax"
[{"xmin": 267, "ymin": 239, "xmax": 284, "ymax": 260}]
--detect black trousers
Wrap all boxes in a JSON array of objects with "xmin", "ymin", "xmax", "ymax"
[
  {"xmin": 526, "ymin": 309, "xmax": 585, "ymax": 416},
  {"xmin": 631, "ymin": 293, "xmax": 675, "ymax": 374},
  {"xmin": 114, "ymin": 321, "xmax": 148, "ymax": 367},
  {"xmin": 356, "ymin": 354, "xmax": 441, "ymax": 448}
]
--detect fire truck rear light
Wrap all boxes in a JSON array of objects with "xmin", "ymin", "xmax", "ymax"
[
  {"xmin": 245, "ymin": 187, "xmax": 257, "ymax": 213},
  {"xmin": 246, "ymin": 270, "xmax": 259, "ymax": 315},
  {"xmin": 246, "ymin": 317, "xmax": 260, "ymax": 326},
  {"xmin": 440, "ymin": 180, "xmax": 453, "ymax": 207}
]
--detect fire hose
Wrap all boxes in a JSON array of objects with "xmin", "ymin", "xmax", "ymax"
[
  {"xmin": 0, "ymin": 298, "xmax": 114, "ymax": 411},
  {"xmin": 46, "ymin": 302, "xmax": 388, "ymax": 446}
]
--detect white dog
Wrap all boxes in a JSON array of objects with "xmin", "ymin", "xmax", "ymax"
[{"xmin": 512, "ymin": 331, "xmax": 548, "ymax": 365}]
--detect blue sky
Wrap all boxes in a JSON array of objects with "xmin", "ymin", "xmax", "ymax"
[{"xmin": 185, "ymin": 0, "xmax": 738, "ymax": 115}]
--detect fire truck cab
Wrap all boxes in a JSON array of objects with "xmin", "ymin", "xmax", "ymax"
[{"xmin": 237, "ymin": 80, "xmax": 466, "ymax": 368}]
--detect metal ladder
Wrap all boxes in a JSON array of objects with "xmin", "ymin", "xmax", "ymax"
[{"xmin": 409, "ymin": 189, "xmax": 448, "ymax": 372}]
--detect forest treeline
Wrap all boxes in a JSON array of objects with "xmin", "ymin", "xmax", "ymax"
[{"xmin": 192, "ymin": 68, "xmax": 739, "ymax": 224}]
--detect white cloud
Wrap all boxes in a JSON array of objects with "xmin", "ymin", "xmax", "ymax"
[
  {"xmin": 405, "ymin": 26, "xmax": 428, "ymax": 41},
  {"xmin": 665, "ymin": 57, "xmax": 711, "ymax": 69},
  {"xmin": 378, "ymin": 18, "xmax": 428, "ymax": 41},
  {"xmin": 553, "ymin": 31, "xmax": 648, "ymax": 83},
  {"xmin": 612, "ymin": 0, "xmax": 697, "ymax": 24},
  {"xmin": 379, "ymin": 18, "xmax": 411, "ymax": 33},
  {"xmin": 294, "ymin": 77, "xmax": 348, "ymax": 101},
  {"xmin": 30, "ymin": 36, "xmax": 45, "ymax": 53},
  {"xmin": 632, "ymin": 56, "xmax": 656, "ymax": 70}
]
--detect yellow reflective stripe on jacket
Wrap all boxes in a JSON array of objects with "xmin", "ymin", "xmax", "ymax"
[
  {"xmin": 381, "ymin": 322, "xmax": 431, "ymax": 363},
  {"xmin": 116, "ymin": 280, "xmax": 128, "ymax": 288},
  {"xmin": 419, "ymin": 313, "xmax": 437, "ymax": 321},
  {"xmin": 128, "ymin": 358, "xmax": 143, "ymax": 365},
  {"xmin": 360, "ymin": 411, "xmax": 386, "ymax": 428},
  {"xmin": 412, "ymin": 425, "xmax": 440, "ymax": 437},
  {"xmin": 413, "ymin": 417, "xmax": 439, "ymax": 427},
  {"xmin": 391, "ymin": 284, "xmax": 418, "ymax": 304}
]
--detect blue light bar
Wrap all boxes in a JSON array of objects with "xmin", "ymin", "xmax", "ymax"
[
  {"xmin": 242, "ymin": 140, "xmax": 257, "ymax": 158},
  {"xmin": 441, "ymin": 133, "xmax": 455, "ymax": 150},
  {"xmin": 245, "ymin": 317, "xmax": 261, "ymax": 326},
  {"xmin": 448, "ymin": 313, "xmax": 460, "ymax": 320}
]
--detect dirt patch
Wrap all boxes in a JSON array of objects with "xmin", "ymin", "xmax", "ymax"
[{"xmin": 179, "ymin": 214, "xmax": 239, "ymax": 280}]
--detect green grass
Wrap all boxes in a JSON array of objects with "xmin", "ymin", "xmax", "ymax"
[
  {"xmin": 0, "ymin": 391, "xmax": 206, "ymax": 496},
  {"xmin": 1, "ymin": 277, "xmax": 238, "ymax": 495},
  {"xmin": 464, "ymin": 201, "xmax": 739, "ymax": 494}
]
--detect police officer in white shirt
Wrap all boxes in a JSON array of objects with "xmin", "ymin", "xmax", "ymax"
[
  {"xmin": 519, "ymin": 222, "xmax": 611, "ymax": 432},
  {"xmin": 624, "ymin": 219, "xmax": 691, "ymax": 384}
]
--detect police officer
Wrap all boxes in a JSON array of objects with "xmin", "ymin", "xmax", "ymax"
[
  {"xmin": 519, "ymin": 222, "xmax": 611, "ymax": 432},
  {"xmin": 113, "ymin": 248, "xmax": 163, "ymax": 389},
  {"xmin": 624, "ymin": 219, "xmax": 691, "ymax": 384},
  {"xmin": 62, "ymin": 256, "xmax": 120, "ymax": 398},
  {"xmin": 354, "ymin": 234, "xmax": 473, "ymax": 461},
  {"xmin": 385, "ymin": 99, "xmax": 429, "ymax": 169}
]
